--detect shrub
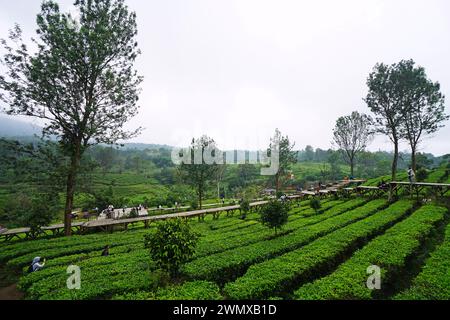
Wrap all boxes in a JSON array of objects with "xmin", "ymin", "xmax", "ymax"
[
  {"xmin": 144, "ymin": 219, "xmax": 199, "ymax": 277},
  {"xmin": 2, "ymin": 193, "xmax": 58, "ymax": 235},
  {"xmin": 128, "ymin": 208, "xmax": 138, "ymax": 218},
  {"xmin": 416, "ymin": 168, "xmax": 428, "ymax": 182},
  {"xmin": 239, "ymin": 199, "xmax": 251, "ymax": 220},
  {"xmin": 310, "ymin": 198, "xmax": 321, "ymax": 213},
  {"xmin": 259, "ymin": 200, "xmax": 289, "ymax": 234},
  {"xmin": 190, "ymin": 199, "xmax": 198, "ymax": 210}
]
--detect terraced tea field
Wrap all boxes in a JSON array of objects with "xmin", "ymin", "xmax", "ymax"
[{"xmin": 0, "ymin": 197, "xmax": 448, "ymax": 300}]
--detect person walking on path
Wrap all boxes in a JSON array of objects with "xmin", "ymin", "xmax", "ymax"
[{"xmin": 407, "ymin": 167, "xmax": 416, "ymax": 184}]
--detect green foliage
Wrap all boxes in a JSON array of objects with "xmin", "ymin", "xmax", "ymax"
[
  {"xmin": 177, "ymin": 136, "xmax": 220, "ymax": 209},
  {"xmin": 224, "ymin": 200, "xmax": 413, "ymax": 299},
  {"xmin": 415, "ymin": 168, "xmax": 428, "ymax": 182},
  {"xmin": 295, "ymin": 204, "xmax": 447, "ymax": 300},
  {"xmin": 0, "ymin": 0, "xmax": 143, "ymax": 234},
  {"xmin": 87, "ymin": 186, "xmax": 127, "ymax": 211},
  {"xmin": 128, "ymin": 208, "xmax": 138, "ymax": 219},
  {"xmin": 239, "ymin": 199, "xmax": 251, "ymax": 217},
  {"xmin": 310, "ymin": 199, "xmax": 322, "ymax": 213},
  {"xmin": 365, "ymin": 59, "xmax": 449, "ymax": 178},
  {"xmin": 2, "ymin": 195, "xmax": 449, "ymax": 301},
  {"xmin": 0, "ymin": 192, "xmax": 58, "ymax": 233},
  {"xmin": 189, "ymin": 199, "xmax": 199, "ymax": 210},
  {"xmin": 144, "ymin": 219, "xmax": 199, "ymax": 277},
  {"xmin": 365, "ymin": 61, "xmax": 406, "ymax": 180},
  {"xmin": 394, "ymin": 221, "xmax": 450, "ymax": 300},
  {"xmin": 268, "ymin": 129, "xmax": 297, "ymax": 192},
  {"xmin": 113, "ymin": 281, "xmax": 222, "ymax": 300},
  {"xmin": 184, "ymin": 199, "xmax": 372, "ymax": 283},
  {"xmin": 333, "ymin": 111, "xmax": 373, "ymax": 176},
  {"xmin": 156, "ymin": 281, "xmax": 222, "ymax": 300},
  {"xmin": 259, "ymin": 200, "xmax": 289, "ymax": 234}
]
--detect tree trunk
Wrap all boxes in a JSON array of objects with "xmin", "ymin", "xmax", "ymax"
[
  {"xmin": 217, "ymin": 180, "xmax": 220, "ymax": 200},
  {"xmin": 198, "ymin": 186, "xmax": 203, "ymax": 210},
  {"xmin": 350, "ymin": 156, "xmax": 354, "ymax": 177},
  {"xmin": 64, "ymin": 142, "xmax": 82, "ymax": 236},
  {"xmin": 391, "ymin": 140, "xmax": 399, "ymax": 181},
  {"xmin": 411, "ymin": 146, "xmax": 417, "ymax": 172},
  {"xmin": 275, "ymin": 173, "xmax": 280, "ymax": 193}
]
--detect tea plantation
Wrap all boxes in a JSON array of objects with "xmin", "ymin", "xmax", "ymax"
[{"xmin": 0, "ymin": 195, "xmax": 448, "ymax": 300}]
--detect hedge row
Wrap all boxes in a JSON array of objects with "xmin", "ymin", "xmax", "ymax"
[
  {"xmin": 364, "ymin": 172, "xmax": 408, "ymax": 186},
  {"xmin": 205, "ymin": 199, "xmax": 328, "ymax": 233},
  {"xmin": 24, "ymin": 249, "xmax": 152, "ymax": 299},
  {"xmin": 0, "ymin": 198, "xmax": 330, "ymax": 267},
  {"xmin": 425, "ymin": 168, "xmax": 447, "ymax": 183},
  {"xmin": 294, "ymin": 204, "xmax": 447, "ymax": 300},
  {"xmin": 25, "ymin": 257, "xmax": 224, "ymax": 301},
  {"xmin": 3, "ymin": 208, "xmax": 268, "ymax": 269},
  {"xmin": 192, "ymin": 200, "xmax": 361, "ymax": 258},
  {"xmin": 21, "ymin": 199, "xmax": 362, "ymax": 286},
  {"xmin": 223, "ymin": 200, "xmax": 414, "ymax": 299},
  {"xmin": 16, "ymin": 200, "xmax": 338, "ymax": 288},
  {"xmin": 0, "ymin": 228, "xmax": 151, "ymax": 263},
  {"xmin": 113, "ymin": 281, "xmax": 222, "ymax": 300},
  {"xmin": 0, "ymin": 199, "xmax": 278, "ymax": 263},
  {"xmin": 6, "ymin": 233, "xmax": 147, "ymax": 268},
  {"xmin": 394, "ymin": 221, "xmax": 450, "ymax": 300},
  {"xmin": 183, "ymin": 199, "xmax": 383, "ymax": 283},
  {"xmin": 21, "ymin": 242, "xmax": 145, "ymax": 273}
]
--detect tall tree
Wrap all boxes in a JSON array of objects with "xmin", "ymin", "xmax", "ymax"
[
  {"xmin": 269, "ymin": 129, "xmax": 297, "ymax": 193},
  {"xmin": 365, "ymin": 62, "xmax": 405, "ymax": 181},
  {"xmin": 395, "ymin": 60, "xmax": 448, "ymax": 171},
  {"xmin": 304, "ymin": 145, "xmax": 315, "ymax": 162},
  {"xmin": 332, "ymin": 111, "xmax": 373, "ymax": 177},
  {"xmin": 215, "ymin": 163, "xmax": 226, "ymax": 200},
  {"xmin": 178, "ymin": 136, "xmax": 219, "ymax": 209},
  {"xmin": 0, "ymin": 0, "xmax": 142, "ymax": 235}
]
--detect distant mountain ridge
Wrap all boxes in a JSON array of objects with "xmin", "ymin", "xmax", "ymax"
[
  {"xmin": 1, "ymin": 116, "xmax": 447, "ymax": 159},
  {"xmin": 0, "ymin": 116, "xmax": 42, "ymax": 138},
  {"xmin": 0, "ymin": 116, "xmax": 172, "ymax": 150}
]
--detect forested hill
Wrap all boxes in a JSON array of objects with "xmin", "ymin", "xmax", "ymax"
[{"xmin": 0, "ymin": 116, "xmax": 42, "ymax": 138}]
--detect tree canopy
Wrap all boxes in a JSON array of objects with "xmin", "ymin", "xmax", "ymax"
[
  {"xmin": 0, "ymin": 0, "xmax": 142, "ymax": 235},
  {"xmin": 395, "ymin": 60, "xmax": 448, "ymax": 171},
  {"xmin": 178, "ymin": 136, "xmax": 220, "ymax": 209},
  {"xmin": 269, "ymin": 128, "xmax": 297, "ymax": 192},
  {"xmin": 365, "ymin": 60, "xmax": 448, "ymax": 179},
  {"xmin": 333, "ymin": 111, "xmax": 373, "ymax": 177}
]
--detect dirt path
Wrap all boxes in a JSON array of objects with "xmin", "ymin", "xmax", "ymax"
[{"xmin": 0, "ymin": 283, "xmax": 23, "ymax": 300}]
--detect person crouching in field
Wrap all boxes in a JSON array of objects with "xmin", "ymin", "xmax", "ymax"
[
  {"xmin": 102, "ymin": 245, "xmax": 110, "ymax": 257},
  {"xmin": 28, "ymin": 257, "xmax": 46, "ymax": 273}
]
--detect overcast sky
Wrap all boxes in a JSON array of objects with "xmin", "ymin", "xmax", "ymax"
[{"xmin": 1, "ymin": 0, "xmax": 449, "ymax": 155}]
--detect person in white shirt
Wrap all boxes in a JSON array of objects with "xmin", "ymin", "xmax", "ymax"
[
  {"xmin": 407, "ymin": 167, "xmax": 415, "ymax": 183},
  {"xmin": 29, "ymin": 257, "xmax": 46, "ymax": 273}
]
